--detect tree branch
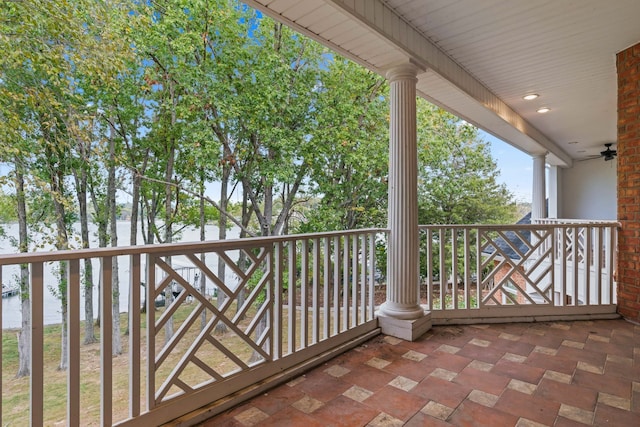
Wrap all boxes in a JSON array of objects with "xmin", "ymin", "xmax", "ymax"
[{"xmin": 135, "ymin": 174, "xmax": 255, "ymax": 237}]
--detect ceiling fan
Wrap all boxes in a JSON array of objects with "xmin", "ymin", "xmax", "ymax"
[{"xmin": 600, "ymin": 143, "xmax": 617, "ymax": 161}]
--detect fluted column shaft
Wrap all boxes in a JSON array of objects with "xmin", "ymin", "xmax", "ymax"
[
  {"xmin": 532, "ymin": 154, "xmax": 547, "ymax": 220},
  {"xmin": 380, "ymin": 64, "xmax": 423, "ymax": 320}
]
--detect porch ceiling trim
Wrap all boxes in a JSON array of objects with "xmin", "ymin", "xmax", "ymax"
[{"xmin": 246, "ymin": 0, "xmax": 573, "ymax": 167}]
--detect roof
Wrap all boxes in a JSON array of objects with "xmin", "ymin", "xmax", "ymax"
[{"xmin": 486, "ymin": 212, "xmax": 532, "ymax": 261}]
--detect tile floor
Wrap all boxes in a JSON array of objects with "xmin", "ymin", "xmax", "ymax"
[{"xmin": 199, "ymin": 319, "xmax": 640, "ymax": 426}]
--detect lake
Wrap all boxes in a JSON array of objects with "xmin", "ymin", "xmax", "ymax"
[{"xmin": 0, "ymin": 222, "xmax": 240, "ymax": 329}]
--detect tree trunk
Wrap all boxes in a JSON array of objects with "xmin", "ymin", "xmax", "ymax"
[
  {"xmin": 88, "ymin": 180, "xmax": 108, "ymax": 328},
  {"xmin": 163, "ymin": 79, "xmax": 178, "ymax": 345},
  {"xmin": 248, "ymin": 162, "xmax": 275, "ymax": 363},
  {"xmin": 199, "ymin": 173, "xmax": 207, "ymax": 331},
  {"xmin": 128, "ymin": 171, "xmax": 142, "ymax": 318},
  {"xmin": 214, "ymin": 156, "xmax": 230, "ymax": 335},
  {"xmin": 235, "ymin": 190, "xmax": 251, "ymax": 318},
  {"xmin": 15, "ymin": 158, "xmax": 30, "ymax": 378},
  {"xmin": 51, "ymin": 166, "xmax": 70, "ymax": 371},
  {"xmin": 73, "ymin": 144, "xmax": 97, "ymax": 344},
  {"xmin": 108, "ymin": 121, "xmax": 122, "ymax": 356}
]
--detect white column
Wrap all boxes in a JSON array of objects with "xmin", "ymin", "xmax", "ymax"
[
  {"xmin": 380, "ymin": 64, "xmax": 424, "ymax": 320},
  {"xmin": 548, "ymin": 165, "xmax": 560, "ymax": 218},
  {"xmin": 532, "ymin": 153, "xmax": 547, "ymax": 220}
]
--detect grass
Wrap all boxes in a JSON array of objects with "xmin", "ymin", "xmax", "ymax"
[
  {"xmin": 1, "ymin": 303, "xmax": 263, "ymax": 426},
  {"xmin": 1, "ymin": 296, "xmax": 358, "ymax": 426}
]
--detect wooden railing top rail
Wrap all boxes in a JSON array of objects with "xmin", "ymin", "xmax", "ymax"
[
  {"xmin": 418, "ymin": 221, "xmax": 620, "ymax": 232},
  {"xmin": 0, "ymin": 227, "xmax": 389, "ymax": 266},
  {"xmin": 532, "ymin": 218, "xmax": 620, "ymax": 225}
]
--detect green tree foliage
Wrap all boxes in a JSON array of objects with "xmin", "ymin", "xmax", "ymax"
[
  {"xmin": 417, "ymin": 100, "xmax": 517, "ymax": 225},
  {"xmin": 299, "ymin": 59, "xmax": 389, "ymax": 232},
  {"xmin": 0, "ymin": 190, "xmax": 17, "ymax": 223}
]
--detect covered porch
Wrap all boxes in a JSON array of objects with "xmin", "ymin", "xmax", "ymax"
[{"xmin": 3, "ymin": 0, "xmax": 640, "ymax": 425}]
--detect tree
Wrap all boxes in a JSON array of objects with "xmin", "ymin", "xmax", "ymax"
[
  {"xmin": 0, "ymin": 0, "xmax": 135, "ymax": 366},
  {"xmin": 416, "ymin": 100, "xmax": 516, "ymax": 225},
  {"xmin": 415, "ymin": 100, "xmax": 517, "ymax": 285},
  {"xmin": 300, "ymin": 58, "xmax": 389, "ymax": 232}
]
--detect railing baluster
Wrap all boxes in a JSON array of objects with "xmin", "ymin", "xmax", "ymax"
[
  {"xmin": 288, "ymin": 241, "xmax": 296, "ymax": 353},
  {"xmin": 275, "ymin": 242, "xmax": 283, "ymax": 359},
  {"xmin": 585, "ymin": 226, "xmax": 591, "ymax": 305},
  {"xmin": 67, "ymin": 259, "xmax": 81, "ymax": 425},
  {"xmin": 451, "ymin": 227, "xmax": 458, "ymax": 310},
  {"xmin": 146, "ymin": 255, "xmax": 156, "ymax": 411},
  {"xmin": 464, "ymin": 228, "xmax": 471, "ymax": 309},
  {"xmin": 439, "ymin": 228, "xmax": 445, "ymax": 310},
  {"xmin": 342, "ymin": 235, "xmax": 349, "ymax": 332},
  {"xmin": 360, "ymin": 234, "xmax": 367, "ymax": 324},
  {"xmin": 30, "ymin": 261, "xmax": 44, "ymax": 426},
  {"xmin": 267, "ymin": 246, "xmax": 275, "ymax": 359},
  {"xmin": 560, "ymin": 226, "xmax": 567, "ymax": 306},
  {"xmin": 572, "ymin": 227, "xmax": 579, "ymax": 305},
  {"xmin": 595, "ymin": 227, "xmax": 602, "ymax": 305},
  {"xmin": 333, "ymin": 236, "xmax": 340, "ymax": 336},
  {"xmin": 323, "ymin": 237, "xmax": 330, "ymax": 339},
  {"xmin": 101, "ymin": 256, "xmax": 113, "ymax": 427},
  {"xmin": 607, "ymin": 225, "xmax": 616, "ymax": 304},
  {"xmin": 476, "ymin": 229, "xmax": 483, "ymax": 309},
  {"xmin": 300, "ymin": 240, "xmax": 308, "ymax": 349},
  {"xmin": 427, "ymin": 228, "xmax": 433, "ymax": 311},
  {"xmin": 368, "ymin": 233, "xmax": 375, "ymax": 321},
  {"xmin": 130, "ymin": 254, "xmax": 141, "ymax": 418},
  {"xmin": 312, "ymin": 238, "xmax": 320, "ymax": 344},
  {"xmin": 351, "ymin": 235, "xmax": 358, "ymax": 327}
]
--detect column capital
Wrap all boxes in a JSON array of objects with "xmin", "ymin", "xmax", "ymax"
[{"xmin": 385, "ymin": 62, "xmax": 421, "ymax": 82}]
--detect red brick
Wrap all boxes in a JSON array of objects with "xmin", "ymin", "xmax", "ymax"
[
  {"xmin": 618, "ymin": 42, "xmax": 640, "ymax": 321},
  {"xmin": 495, "ymin": 389, "xmax": 560, "ymax": 425}
]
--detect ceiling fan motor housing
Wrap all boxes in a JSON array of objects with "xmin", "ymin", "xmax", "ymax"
[{"xmin": 601, "ymin": 143, "xmax": 617, "ymax": 161}]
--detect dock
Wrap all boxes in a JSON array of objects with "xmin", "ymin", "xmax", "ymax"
[{"xmin": 2, "ymin": 285, "xmax": 19, "ymax": 298}]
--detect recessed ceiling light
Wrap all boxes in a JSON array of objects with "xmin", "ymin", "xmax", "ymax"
[
  {"xmin": 537, "ymin": 107, "xmax": 550, "ymax": 113},
  {"xmin": 568, "ymin": 141, "xmax": 578, "ymax": 145},
  {"xmin": 523, "ymin": 94, "xmax": 539, "ymax": 100}
]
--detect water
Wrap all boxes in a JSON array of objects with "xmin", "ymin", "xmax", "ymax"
[{"xmin": 0, "ymin": 222, "xmax": 240, "ymax": 329}]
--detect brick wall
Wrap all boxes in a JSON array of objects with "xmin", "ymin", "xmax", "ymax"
[
  {"xmin": 489, "ymin": 262, "xmax": 528, "ymax": 305},
  {"xmin": 617, "ymin": 42, "xmax": 640, "ymax": 322}
]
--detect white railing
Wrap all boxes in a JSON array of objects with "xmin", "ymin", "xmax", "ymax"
[
  {"xmin": 419, "ymin": 221, "xmax": 619, "ymax": 323},
  {"xmin": 0, "ymin": 229, "xmax": 381, "ymax": 426}
]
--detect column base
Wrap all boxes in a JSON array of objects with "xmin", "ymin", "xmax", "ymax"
[{"xmin": 376, "ymin": 308, "xmax": 432, "ymax": 341}]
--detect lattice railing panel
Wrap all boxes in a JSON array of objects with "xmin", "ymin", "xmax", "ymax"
[
  {"xmin": 419, "ymin": 221, "xmax": 617, "ymax": 318},
  {"xmin": 478, "ymin": 228, "xmax": 554, "ymax": 307},
  {"xmin": 148, "ymin": 245, "xmax": 273, "ymax": 404}
]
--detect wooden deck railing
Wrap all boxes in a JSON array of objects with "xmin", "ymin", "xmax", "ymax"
[
  {"xmin": 419, "ymin": 220, "xmax": 619, "ymax": 323},
  {"xmin": 0, "ymin": 229, "xmax": 381, "ymax": 426},
  {"xmin": 0, "ymin": 221, "xmax": 620, "ymax": 424}
]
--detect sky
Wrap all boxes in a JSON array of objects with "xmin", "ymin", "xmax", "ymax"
[{"xmin": 481, "ymin": 130, "xmax": 533, "ymax": 204}]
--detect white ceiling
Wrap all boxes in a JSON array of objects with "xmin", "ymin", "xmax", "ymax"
[{"xmin": 245, "ymin": 0, "xmax": 640, "ymax": 167}]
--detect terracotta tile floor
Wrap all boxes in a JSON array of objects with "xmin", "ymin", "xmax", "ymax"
[{"xmin": 199, "ymin": 319, "xmax": 640, "ymax": 426}]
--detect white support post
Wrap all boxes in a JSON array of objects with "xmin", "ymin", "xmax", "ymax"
[
  {"xmin": 377, "ymin": 63, "xmax": 431, "ymax": 341},
  {"xmin": 548, "ymin": 165, "xmax": 560, "ymax": 218},
  {"xmin": 532, "ymin": 153, "xmax": 547, "ymax": 220}
]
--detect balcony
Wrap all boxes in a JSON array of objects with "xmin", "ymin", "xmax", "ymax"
[{"xmin": 0, "ymin": 220, "xmax": 629, "ymax": 425}]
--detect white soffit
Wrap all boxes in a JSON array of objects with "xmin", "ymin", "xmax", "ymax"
[{"xmin": 247, "ymin": 0, "xmax": 640, "ymax": 167}]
